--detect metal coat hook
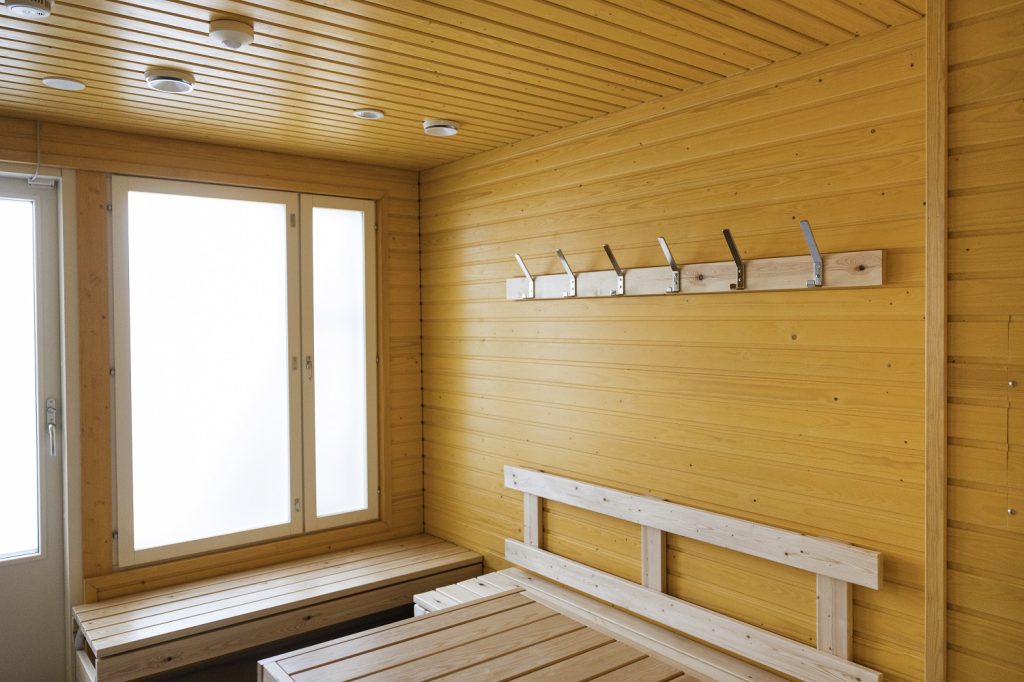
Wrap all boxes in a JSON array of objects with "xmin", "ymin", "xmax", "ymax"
[
  {"xmin": 514, "ymin": 253, "xmax": 535, "ymax": 299},
  {"xmin": 799, "ymin": 220, "xmax": 823, "ymax": 287},
  {"xmin": 722, "ymin": 229, "xmax": 745, "ymax": 290},
  {"xmin": 603, "ymin": 244, "xmax": 625, "ymax": 295},
  {"xmin": 657, "ymin": 237, "xmax": 680, "ymax": 293},
  {"xmin": 555, "ymin": 249, "xmax": 577, "ymax": 297}
]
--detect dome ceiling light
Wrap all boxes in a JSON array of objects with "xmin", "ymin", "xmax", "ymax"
[
  {"xmin": 144, "ymin": 68, "xmax": 195, "ymax": 94},
  {"xmin": 353, "ymin": 109, "xmax": 385, "ymax": 120},
  {"xmin": 422, "ymin": 119, "xmax": 459, "ymax": 137},
  {"xmin": 209, "ymin": 19, "xmax": 254, "ymax": 50},
  {"xmin": 7, "ymin": 0, "xmax": 54, "ymax": 18}
]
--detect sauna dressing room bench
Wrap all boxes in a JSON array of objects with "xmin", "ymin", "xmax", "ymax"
[
  {"xmin": 71, "ymin": 534, "xmax": 482, "ymax": 681},
  {"xmin": 259, "ymin": 467, "xmax": 885, "ymax": 681}
]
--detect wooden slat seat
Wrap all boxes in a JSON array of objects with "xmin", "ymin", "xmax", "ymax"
[
  {"xmin": 72, "ymin": 534, "xmax": 482, "ymax": 681},
  {"xmin": 412, "ymin": 570, "xmax": 785, "ymax": 681},
  {"xmin": 258, "ymin": 589, "xmax": 691, "ymax": 681}
]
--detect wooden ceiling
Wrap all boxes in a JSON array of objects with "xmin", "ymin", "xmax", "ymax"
[{"xmin": 0, "ymin": 0, "xmax": 924, "ymax": 171}]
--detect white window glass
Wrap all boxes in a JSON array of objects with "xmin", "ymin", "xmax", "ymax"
[
  {"xmin": 311, "ymin": 207, "xmax": 369, "ymax": 516},
  {"xmin": 0, "ymin": 199, "xmax": 39, "ymax": 560},
  {"xmin": 121, "ymin": 189, "xmax": 293, "ymax": 551}
]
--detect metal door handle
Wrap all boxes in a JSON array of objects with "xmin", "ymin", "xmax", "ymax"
[{"xmin": 46, "ymin": 397, "xmax": 58, "ymax": 458}]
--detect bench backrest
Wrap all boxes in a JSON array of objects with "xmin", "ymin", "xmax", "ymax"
[{"xmin": 504, "ymin": 465, "xmax": 883, "ymax": 682}]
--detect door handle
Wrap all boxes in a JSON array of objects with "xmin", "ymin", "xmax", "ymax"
[{"xmin": 46, "ymin": 398, "xmax": 58, "ymax": 458}]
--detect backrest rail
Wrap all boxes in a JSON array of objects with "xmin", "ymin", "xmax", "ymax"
[
  {"xmin": 505, "ymin": 466, "xmax": 881, "ymax": 589},
  {"xmin": 506, "ymin": 540, "xmax": 881, "ymax": 682}
]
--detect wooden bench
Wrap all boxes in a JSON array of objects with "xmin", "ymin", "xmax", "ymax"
[
  {"xmin": 412, "ymin": 466, "xmax": 886, "ymax": 682},
  {"xmin": 259, "ymin": 587, "xmax": 693, "ymax": 681},
  {"xmin": 72, "ymin": 534, "xmax": 482, "ymax": 681}
]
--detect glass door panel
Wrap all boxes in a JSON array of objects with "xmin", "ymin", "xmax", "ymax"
[
  {"xmin": 0, "ymin": 197, "xmax": 40, "ymax": 561},
  {"xmin": 301, "ymin": 196, "xmax": 378, "ymax": 529}
]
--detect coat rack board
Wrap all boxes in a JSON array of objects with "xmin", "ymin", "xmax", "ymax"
[{"xmin": 507, "ymin": 220, "xmax": 884, "ymax": 301}]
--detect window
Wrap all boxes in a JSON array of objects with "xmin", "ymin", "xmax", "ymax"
[{"xmin": 112, "ymin": 177, "xmax": 377, "ymax": 566}]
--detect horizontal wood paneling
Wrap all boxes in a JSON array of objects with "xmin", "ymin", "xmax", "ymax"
[
  {"xmin": 0, "ymin": 1, "xmax": 923, "ymax": 170},
  {"xmin": 421, "ymin": 23, "xmax": 926, "ymax": 681},
  {"xmin": 945, "ymin": 1, "xmax": 1024, "ymax": 678},
  {"xmin": 0, "ymin": 117, "xmax": 423, "ymax": 601}
]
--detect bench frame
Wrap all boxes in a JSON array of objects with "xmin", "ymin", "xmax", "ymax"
[{"xmin": 503, "ymin": 466, "xmax": 884, "ymax": 682}]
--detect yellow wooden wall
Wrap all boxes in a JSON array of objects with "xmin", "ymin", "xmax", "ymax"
[
  {"xmin": 420, "ymin": 22, "xmax": 926, "ymax": 680},
  {"xmin": 946, "ymin": 1, "xmax": 1024, "ymax": 678},
  {"xmin": 0, "ymin": 117, "xmax": 423, "ymax": 600}
]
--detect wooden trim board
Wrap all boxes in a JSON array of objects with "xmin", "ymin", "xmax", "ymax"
[{"xmin": 924, "ymin": 0, "xmax": 948, "ymax": 679}]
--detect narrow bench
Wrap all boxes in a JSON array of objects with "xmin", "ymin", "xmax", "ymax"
[
  {"xmin": 414, "ymin": 466, "xmax": 886, "ymax": 682},
  {"xmin": 72, "ymin": 534, "xmax": 482, "ymax": 681}
]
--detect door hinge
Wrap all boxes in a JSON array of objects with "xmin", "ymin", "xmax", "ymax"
[
  {"xmin": 294, "ymin": 498, "xmax": 301, "ymax": 513},
  {"xmin": 109, "ymin": 367, "xmax": 116, "ymax": 377},
  {"xmin": 106, "ymin": 203, "xmax": 113, "ymax": 213},
  {"xmin": 289, "ymin": 213, "xmax": 296, "ymax": 228}
]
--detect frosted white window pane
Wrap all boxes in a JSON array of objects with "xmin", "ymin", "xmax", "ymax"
[
  {"xmin": 0, "ymin": 199, "xmax": 40, "ymax": 560},
  {"xmin": 312, "ymin": 207, "xmax": 368, "ymax": 517},
  {"xmin": 126, "ymin": 191, "xmax": 292, "ymax": 550}
]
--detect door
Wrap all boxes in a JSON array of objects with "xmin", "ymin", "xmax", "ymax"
[{"xmin": 0, "ymin": 177, "xmax": 65, "ymax": 680}]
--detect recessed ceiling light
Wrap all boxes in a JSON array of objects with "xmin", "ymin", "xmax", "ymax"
[
  {"xmin": 41, "ymin": 76, "xmax": 85, "ymax": 91},
  {"xmin": 423, "ymin": 119, "xmax": 459, "ymax": 137},
  {"xmin": 144, "ymin": 68, "xmax": 195, "ymax": 94},
  {"xmin": 353, "ymin": 109, "xmax": 385, "ymax": 120},
  {"xmin": 209, "ymin": 19, "xmax": 254, "ymax": 50},
  {"xmin": 7, "ymin": 0, "xmax": 54, "ymax": 18}
]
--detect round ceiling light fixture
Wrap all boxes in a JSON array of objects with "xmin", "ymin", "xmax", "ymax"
[
  {"xmin": 144, "ymin": 68, "xmax": 195, "ymax": 94},
  {"xmin": 7, "ymin": 0, "xmax": 54, "ymax": 18},
  {"xmin": 41, "ymin": 76, "xmax": 86, "ymax": 91},
  {"xmin": 209, "ymin": 18, "xmax": 254, "ymax": 50},
  {"xmin": 423, "ymin": 119, "xmax": 459, "ymax": 137},
  {"xmin": 353, "ymin": 108, "xmax": 385, "ymax": 120}
]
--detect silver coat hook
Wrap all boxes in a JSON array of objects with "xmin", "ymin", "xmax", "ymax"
[
  {"xmin": 555, "ymin": 249, "xmax": 576, "ymax": 297},
  {"xmin": 514, "ymin": 253, "xmax": 535, "ymax": 299},
  {"xmin": 603, "ymin": 244, "xmax": 625, "ymax": 295},
  {"xmin": 657, "ymin": 236, "xmax": 680, "ymax": 293},
  {"xmin": 799, "ymin": 220, "xmax": 823, "ymax": 287},
  {"xmin": 722, "ymin": 229, "xmax": 745, "ymax": 290}
]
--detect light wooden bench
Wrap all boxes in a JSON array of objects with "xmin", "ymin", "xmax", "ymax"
[
  {"xmin": 413, "ymin": 466, "xmax": 885, "ymax": 682},
  {"xmin": 259, "ymin": 587, "xmax": 693, "ymax": 681},
  {"xmin": 72, "ymin": 534, "xmax": 482, "ymax": 681}
]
